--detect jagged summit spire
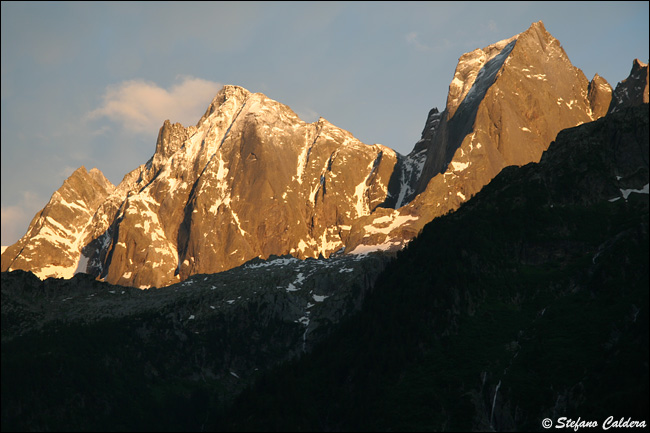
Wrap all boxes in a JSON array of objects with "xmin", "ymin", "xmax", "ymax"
[
  {"xmin": 526, "ymin": 20, "xmax": 548, "ymax": 35},
  {"xmin": 197, "ymin": 85, "xmax": 252, "ymax": 127},
  {"xmin": 390, "ymin": 18, "xmax": 615, "ymax": 248},
  {"xmin": 608, "ymin": 57, "xmax": 649, "ymax": 112},
  {"xmin": 445, "ymin": 21, "xmax": 556, "ymax": 120}
]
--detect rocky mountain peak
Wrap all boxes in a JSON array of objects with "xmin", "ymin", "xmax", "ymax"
[
  {"xmin": 154, "ymin": 120, "xmax": 190, "ymax": 161},
  {"xmin": 197, "ymin": 84, "xmax": 252, "ymax": 127},
  {"xmin": 414, "ymin": 21, "xmax": 595, "ymax": 196},
  {"xmin": 519, "ymin": 20, "xmax": 557, "ymax": 49},
  {"xmin": 445, "ymin": 21, "xmax": 566, "ymax": 122},
  {"xmin": 88, "ymin": 167, "xmax": 114, "ymax": 191},
  {"xmin": 446, "ymin": 34, "xmax": 518, "ymax": 120},
  {"xmin": 588, "ymin": 73, "xmax": 613, "ymax": 119},
  {"xmin": 1, "ymin": 166, "xmax": 114, "ymax": 279},
  {"xmin": 1, "ymin": 82, "xmax": 403, "ymax": 288},
  {"xmin": 609, "ymin": 58, "xmax": 649, "ymax": 113},
  {"xmin": 56, "ymin": 166, "xmax": 115, "ymax": 202},
  {"xmin": 345, "ymin": 21, "xmax": 630, "ymax": 256}
]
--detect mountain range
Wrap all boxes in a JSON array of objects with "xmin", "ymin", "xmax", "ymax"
[
  {"xmin": 1, "ymin": 20, "xmax": 648, "ymax": 431},
  {"xmin": 3, "ymin": 21, "xmax": 648, "ymax": 289}
]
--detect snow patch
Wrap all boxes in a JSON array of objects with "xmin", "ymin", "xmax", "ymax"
[
  {"xmin": 58, "ymin": 197, "xmax": 91, "ymax": 213},
  {"xmin": 34, "ymin": 264, "xmax": 77, "ymax": 280},
  {"xmin": 363, "ymin": 214, "xmax": 418, "ymax": 236},
  {"xmin": 318, "ymin": 228, "xmax": 343, "ymax": 257},
  {"xmin": 312, "ymin": 294, "xmax": 329, "ymax": 302},
  {"xmin": 451, "ymin": 161, "xmax": 470, "ymax": 172},
  {"xmin": 525, "ymin": 73, "xmax": 547, "ymax": 81},
  {"xmin": 296, "ymin": 239, "xmax": 311, "ymax": 255},
  {"xmin": 294, "ymin": 140, "xmax": 312, "ymax": 185},
  {"xmin": 620, "ymin": 183, "xmax": 649, "ymax": 200},
  {"xmin": 353, "ymin": 154, "xmax": 382, "ymax": 218},
  {"xmin": 348, "ymin": 239, "xmax": 405, "ymax": 255},
  {"xmin": 565, "ymin": 99, "xmax": 578, "ymax": 109},
  {"xmin": 245, "ymin": 256, "xmax": 301, "ymax": 269}
]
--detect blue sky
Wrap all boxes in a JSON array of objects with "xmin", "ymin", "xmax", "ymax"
[{"xmin": 2, "ymin": 1, "xmax": 648, "ymax": 246}]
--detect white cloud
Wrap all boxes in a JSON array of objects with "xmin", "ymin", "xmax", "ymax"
[
  {"xmin": 88, "ymin": 76, "xmax": 222, "ymax": 134},
  {"xmin": 406, "ymin": 31, "xmax": 429, "ymax": 51},
  {"xmin": 1, "ymin": 190, "xmax": 46, "ymax": 247},
  {"xmin": 406, "ymin": 31, "xmax": 455, "ymax": 54}
]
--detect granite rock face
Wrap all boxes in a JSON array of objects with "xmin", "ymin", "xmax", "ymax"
[
  {"xmin": 344, "ymin": 21, "xmax": 627, "ymax": 254},
  {"xmin": 0, "ymin": 167, "xmax": 114, "ymax": 279},
  {"xmin": 2, "ymin": 21, "xmax": 646, "ymax": 288},
  {"xmin": 588, "ymin": 73, "xmax": 613, "ymax": 119},
  {"xmin": 3, "ymin": 87, "xmax": 399, "ymax": 288}
]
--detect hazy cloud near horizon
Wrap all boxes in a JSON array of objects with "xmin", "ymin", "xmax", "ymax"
[
  {"xmin": 1, "ymin": 1, "xmax": 648, "ymax": 246},
  {"xmin": 88, "ymin": 77, "xmax": 222, "ymax": 134}
]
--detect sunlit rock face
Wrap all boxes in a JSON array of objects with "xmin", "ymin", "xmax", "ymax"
[
  {"xmin": 588, "ymin": 73, "xmax": 613, "ymax": 119},
  {"xmin": 1, "ymin": 167, "xmax": 114, "ymax": 279},
  {"xmin": 3, "ymin": 86, "xmax": 399, "ymax": 288},
  {"xmin": 3, "ymin": 21, "xmax": 647, "ymax": 289},
  {"xmin": 344, "ymin": 21, "xmax": 623, "ymax": 254}
]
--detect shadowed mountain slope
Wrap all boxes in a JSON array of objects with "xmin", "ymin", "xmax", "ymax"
[{"xmin": 221, "ymin": 104, "xmax": 649, "ymax": 431}]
